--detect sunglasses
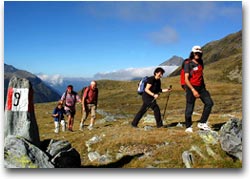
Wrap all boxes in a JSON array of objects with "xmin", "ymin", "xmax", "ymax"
[{"xmin": 194, "ymin": 52, "xmax": 202, "ymax": 56}]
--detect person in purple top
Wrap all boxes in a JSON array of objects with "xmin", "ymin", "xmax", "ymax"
[{"xmin": 61, "ymin": 85, "xmax": 81, "ymax": 131}]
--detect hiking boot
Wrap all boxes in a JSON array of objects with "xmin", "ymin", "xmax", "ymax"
[
  {"xmin": 62, "ymin": 126, "xmax": 66, "ymax": 132},
  {"xmin": 87, "ymin": 125, "xmax": 93, "ymax": 130},
  {"xmin": 185, "ymin": 127, "xmax": 193, "ymax": 133},
  {"xmin": 157, "ymin": 125, "xmax": 164, "ymax": 128},
  {"xmin": 197, "ymin": 122, "xmax": 211, "ymax": 131},
  {"xmin": 79, "ymin": 122, "xmax": 84, "ymax": 131},
  {"xmin": 54, "ymin": 128, "xmax": 59, "ymax": 133},
  {"xmin": 131, "ymin": 124, "xmax": 138, "ymax": 128}
]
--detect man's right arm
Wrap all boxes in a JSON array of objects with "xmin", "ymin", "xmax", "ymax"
[{"xmin": 185, "ymin": 73, "xmax": 200, "ymax": 98}]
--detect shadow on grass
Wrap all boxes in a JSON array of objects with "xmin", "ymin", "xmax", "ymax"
[
  {"xmin": 166, "ymin": 121, "xmax": 227, "ymax": 132},
  {"xmin": 82, "ymin": 153, "xmax": 144, "ymax": 168},
  {"xmin": 165, "ymin": 121, "xmax": 185, "ymax": 128},
  {"xmin": 212, "ymin": 122, "xmax": 226, "ymax": 131}
]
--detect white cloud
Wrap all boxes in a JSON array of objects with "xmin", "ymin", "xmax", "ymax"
[
  {"xmin": 37, "ymin": 74, "xmax": 64, "ymax": 85},
  {"xmin": 94, "ymin": 66, "xmax": 178, "ymax": 81},
  {"xmin": 148, "ymin": 26, "xmax": 179, "ymax": 45},
  {"xmin": 82, "ymin": 1, "xmax": 241, "ymax": 24}
]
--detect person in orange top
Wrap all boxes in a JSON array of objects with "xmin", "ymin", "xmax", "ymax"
[{"xmin": 80, "ymin": 81, "xmax": 99, "ymax": 130}]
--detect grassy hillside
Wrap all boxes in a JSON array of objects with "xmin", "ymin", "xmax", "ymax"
[
  {"xmin": 202, "ymin": 30, "xmax": 242, "ymax": 65},
  {"xmin": 35, "ymin": 75, "xmax": 242, "ymax": 168}
]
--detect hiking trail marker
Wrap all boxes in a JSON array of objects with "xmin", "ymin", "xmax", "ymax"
[{"xmin": 4, "ymin": 76, "xmax": 40, "ymax": 146}]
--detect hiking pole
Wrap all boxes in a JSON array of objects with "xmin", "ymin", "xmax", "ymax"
[
  {"xmin": 162, "ymin": 85, "xmax": 172, "ymax": 121},
  {"xmin": 144, "ymin": 98, "xmax": 156, "ymax": 114}
]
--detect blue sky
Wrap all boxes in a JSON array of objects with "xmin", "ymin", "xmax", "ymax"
[{"xmin": 4, "ymin": 1, "xmax": 242, "ymax": 78}]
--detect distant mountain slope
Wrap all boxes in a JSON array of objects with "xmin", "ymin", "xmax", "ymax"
[
  {"xmin": 202, "ymin": 30, "xmax": 242, "ymax": 65},
  {"xmin": 37, "ymin": 73, "xmax": 92, "ymax": 95},
  {"xmin": 159, "ymin": 55, "xmax": 184, "ymax": 66},
  {"xmin": 4, "ymin": 64, "xmax": 61, "ymax": 104},
  {"xmin": 169, "ymin": 30, "xmax": 242, "ymax": 83}
]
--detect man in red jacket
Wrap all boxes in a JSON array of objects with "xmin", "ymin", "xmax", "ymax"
[{"xmin": 80, "ymin": 81, "xmax": 99, "ymax": 130}]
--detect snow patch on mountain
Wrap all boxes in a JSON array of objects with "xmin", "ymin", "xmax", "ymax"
[
  {"xmin": 94, "ymin": 66, "xmax": 179, "ymax": 81},
  {"xmin": 38, "ymin": 74, "xmax": 64, "ymax": 86}
]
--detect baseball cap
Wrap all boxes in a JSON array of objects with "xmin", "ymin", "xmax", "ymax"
[{"xmin": 192, "ymin": 46, "xmax": 202, "ymax": 53}]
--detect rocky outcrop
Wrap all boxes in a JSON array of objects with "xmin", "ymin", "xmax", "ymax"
[
  {"xmin": 219, "ymin": 118, "xmax": 242, "ymax": 161},
  {"xmin": 4, "ymin": 76, "xmax": 40, "ymax": 146},
  {"xmin": 46, "ymin": 139, "xmax": 81, "ymax": 168},
  {"xmin": 181, "ymin": 118, "xmax": 242, "ymax": 168},
  {"xmin": 4, "ymin": 136, "xmax": 54, "ymax": 168}
]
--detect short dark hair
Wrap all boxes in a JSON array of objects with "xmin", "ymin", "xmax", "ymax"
[
  {"xmin": 67, "ymin": 85, "xmax": 73, "ymax": 89},
  {"xmin": 154, "ymin": 67, "xmax": 165, "ymax": 75}
]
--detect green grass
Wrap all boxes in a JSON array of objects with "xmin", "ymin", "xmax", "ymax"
[{"xmin": 34, "ymin": 74, "xmax": 242, "ymax": 168}]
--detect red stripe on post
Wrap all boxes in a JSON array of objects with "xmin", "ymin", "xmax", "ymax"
[{"xmin": 6, "ymin": 88, "xmax": 13, "ymax": 110}]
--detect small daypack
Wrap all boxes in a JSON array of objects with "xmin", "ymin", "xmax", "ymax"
[
  {"xmin": 80, "ymin": 86, "xmax": 90, "ymax": 100},
  {"xmin": 137, "ymin": 76, "xmax": 148, "ymax": 95},
  {"xmin": 180, "ymin": 59, "xmax": 192, "ymax": 89},
  {"xmin": 180, "ymin": 58, "xmax": 204, "ymax": 89}
]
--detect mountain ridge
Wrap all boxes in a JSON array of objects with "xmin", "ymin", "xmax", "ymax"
[
  {"xmin": 4, "ymin": 64, "xmax": 61, "ymax": 103},
  {"xmin": 169, "ymin": 30, "xmax": 242, "ymax": 84},
  {"xmin": 159, "ymin": 55, "xmax": 184, "ymax": 66}
]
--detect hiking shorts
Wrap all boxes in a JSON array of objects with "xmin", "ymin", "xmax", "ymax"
[
  {"xmin": 82, "ymin": 104, "xmax": 96, "ymax": 120},
  {"xmin": 65, "ymin": 109, "xmax": 76, "ymax": 117}
]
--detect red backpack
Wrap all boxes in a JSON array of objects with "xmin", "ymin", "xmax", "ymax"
[
  {"xmin": 180, "ymin": 59, "xmax": 192, "ymax": 89},
  {"xmin": 180, "ymin": 58, "xmax": 204, "ymax": 89}
]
